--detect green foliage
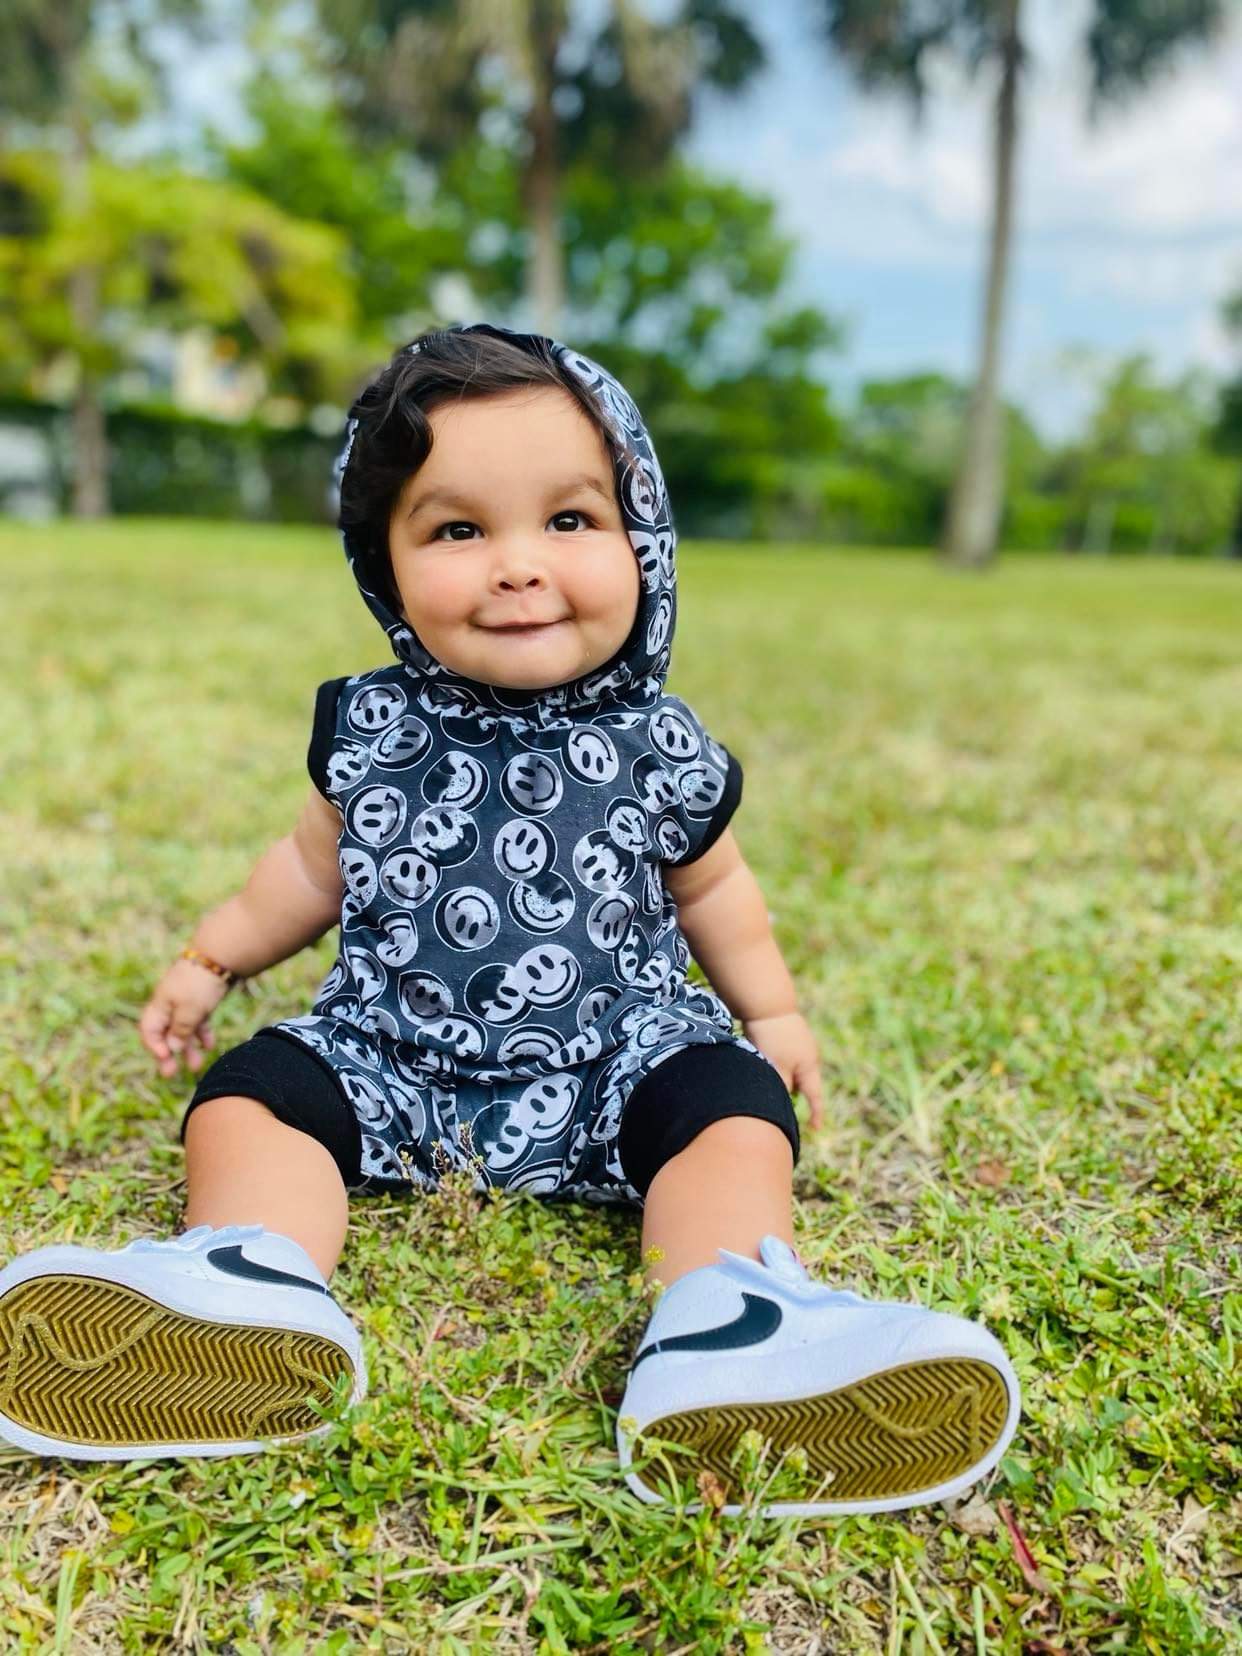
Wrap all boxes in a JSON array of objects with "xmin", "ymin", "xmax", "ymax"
[
  {"xmin": 211, "ymin": 75, "xmax": 469, "ymax": 339},
  {"xmin": 3, "ymin": 527, "xmax": 1239, "ymax": 1649},
  {"xmin": 1046, "ymin": 353, "xmax": 1237, "ymax": 554},
  {"xmin": 0, "ymin": 147, "xmax": 365, "ymax": 404}
]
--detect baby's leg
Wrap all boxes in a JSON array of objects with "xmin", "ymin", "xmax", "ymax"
[
  {"xmin": 183, "ymin": 1096, "xmax": 348, "ymax": 1280},
  {"xmin": 641, "ymin": 1117, "xmax": 794, "ymax": 1286},
  {"xmin": 616, "ymin": 1044, "xmax": 800, "ymax": 1286}
]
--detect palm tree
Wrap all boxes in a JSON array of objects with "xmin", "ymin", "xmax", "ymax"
[
  {"xmin": 310, "ymin": 0, "xmax": 766, "ymax": 334},
  {"xmin": 811, "ymin": 0, "xmax": 1231, "ymax": 568}
]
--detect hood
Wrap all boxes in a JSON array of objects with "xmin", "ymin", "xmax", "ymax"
[{"xmin": 333, "ymin": 321, "xmax": 678, "ymax": 728}]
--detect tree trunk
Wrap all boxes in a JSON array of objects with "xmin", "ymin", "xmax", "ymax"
[
  {"xmin": 524, "ymin": 0, "xmax": 565, "ymax": 334},
  {"xmin": 940, "ymin": 0, "xmax": 1022, "ymax": 569},
  {"xmin": 65, "ymin": 99, "xmax": 109, "ymax": 517},
  {"xmin": 1229, "ymin": 478, "xmax": 1242, "ymax": 558}
]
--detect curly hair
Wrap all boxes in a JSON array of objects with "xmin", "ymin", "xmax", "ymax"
[{"xmin": 337, "ymin": 323, "xmax": 638, "ymax": 615}]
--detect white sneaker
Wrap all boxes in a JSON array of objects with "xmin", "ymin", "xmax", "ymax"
[
  {"xmin": 0, "ymin": 1223, "xmax": 367, "ymax": 1462},
  {"xmin": 617, "ymin": 1235, "xmax": 1020, "ymax": 1517}
]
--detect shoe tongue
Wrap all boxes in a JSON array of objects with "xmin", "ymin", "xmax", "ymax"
[{"xmin": 756, "ymin": 1234, "xmax": 807, "ymax": 1283}]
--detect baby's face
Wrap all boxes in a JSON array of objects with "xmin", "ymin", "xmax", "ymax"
[{"xmin": 387, "ymin": 387, "xmax": 640, "ymax": 691}]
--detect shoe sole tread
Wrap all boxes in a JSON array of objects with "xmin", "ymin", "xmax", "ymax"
[
  {"xmin": 634, "ymin": 1355, "xmax": 1010, "ymax": 1505},
  {"xmin": 0, "ymin": 1274, "xmax": 352, "ymax": 1453}
]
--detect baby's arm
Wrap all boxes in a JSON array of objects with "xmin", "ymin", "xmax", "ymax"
[
  {"xmin": 190, "ymin": 785, "xmax": 345, "ymax": 978},
  {"xmin": 665, "ymin": 828, "xmax": 824, "ymax": 1127},
  {"xmin": 139, "ymin": 786, "xmax": 344, "ymax": 1077}
]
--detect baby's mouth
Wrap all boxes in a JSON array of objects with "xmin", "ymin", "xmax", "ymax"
[{"xmin": 483, "ymin": 619, "xmax": 569, "ymax": 636}]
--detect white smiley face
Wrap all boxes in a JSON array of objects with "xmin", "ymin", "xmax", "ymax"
[
  {"xmin": 347, "ymin": 683, "xmax": 407, "ymax": 733},
  {"xmin": 418, "ymin": 1014, "xmax": 486, "ymax": 1061},
  {"xmin": 646, "ymin": 591, "xmax": 673, "ymax": 654},
  {"xmin": 653, "ymin": 815, "xmax": 690, "ymax": 862},
  {"xmin": 421, "ymin": 750, "xmax": 489, "ymax": 809},
  {"xmin": 632, "ymin": 960, "xmax": 682, "ymax": 993},
  {"xmin": 507, "ymin": 1162, "xmax": 563, "ymax": 1194},
  {"xmin": 493, "ymin": 817, "xmax": 554, "ymax": 881},
  {"xmin": 509, "ymin": 871, "xmax": 576, "ymax": 935},
  {"xmin": 631, "ymin": 754, "xmax": 681, "ymax": 812},
  {"xmin": 339, "ymin": 848, "xmax": 378, "ymax": 905},
  {"xmin": 500, "ymin": 753, "xmax": 564, "ymax": 815},
  {"xmin": 396, "ymin": 970, "xmax": 454, "ymax": 1022},
  {"xmin": 577, "ymin": 984, "xmax": 621, "ymax": 1030},
  {"xmin": 606, "ymin": 798, "xmax": 649, "ymax": 853},
  {"xmin": 326, "ymin": 742, "xmax": 371, "ymax": 793},
  {"xmin": 371, "ymin": 714, "xmax": 433, "ymax": 769},
  {"xmin": 360, "ymin": 1005, "xmax": 403, "ymax": 1040},
  {"xmin": 572, "ymin": 831, "xmax": 636, "ymax": 894},
  {"xmin": 435, "ymin": 886, "xmax": 502, "ymax": 951},
  {"xmin": 336, "ymin": 1029, "xmax": 382, "ymax": 1069},
  {"xmin": 409, "ymin": 805, "xmax": 479, "ymax": 867},
  {"xmin": 513, "ymin": 1074, "xmax": 582, "ymax": 1141},
  {"xmin": 378, "ymin": 847, "xmax": 439, "ymax": 906},
  {"xmin": 565, "ymin": 727, "xmax": 620, "ymax": 786},
  {"xmin": 314, "ymin": 961, "xmax": 346, "ymax": 1002},
  {"xmin": 678, "ymin": 761, "xmax": 725, "ymax": 815},
  {"xmin": 586, "ymin": 892, "xmax": 637, "ymax": 951},
  {"xmin": 339, "ymin": 1069, "xmax": 392, "ymax": 1128},
  {"xmin": 615, "ymin": 924, "xmax": 646, "ymax": 983},
  {"xmin": 464, "ymin": 962, "xmax": 529, "ymax": 1025},
  {"xmin": 552, "ymin": 1027, "xmax": 604, "ymax": 1067},
  {"xmin": 496, "ymin": 1025, "xmax": 563, "ymax": 1065},
  {"xmin": 375, "ymin": 911, "xmax": 419, "ymax": 967},
  {"xmin": 649, "ymin": 706, "xmax": 701, "ymax": 763},
  {"xmin": 346, "ymin": 784, "xmax": 407, "ymax": 848},
  {"xmin": 345, "ymin": 947, "xmax": 387, "ymax": 1005},
  {"xmin": 511, "ymin": 944, "xmax": 582, "ymax": 1007}
]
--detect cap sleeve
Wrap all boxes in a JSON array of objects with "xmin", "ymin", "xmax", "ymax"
[
  {"xmin": 655, "ymin": 694, "xmax": 744, "ymax": 867},
  {"xmin": 307, "ymin": 677, "xmax": 348, "ymax": 799}
]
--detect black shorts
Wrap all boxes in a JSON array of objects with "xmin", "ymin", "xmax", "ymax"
[{"xmin": 180, "ymin": 1027, "xmax": 800, "ymax": 1199}]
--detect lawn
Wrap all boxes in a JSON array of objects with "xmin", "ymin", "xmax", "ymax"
[{"xmin": 1, "ymin": 520, "xmax": 1238, "ymax": 1653}]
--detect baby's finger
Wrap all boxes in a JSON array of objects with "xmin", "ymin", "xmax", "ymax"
[
  {"xmin": 138, "ymin": 999, "xmax": 175, "ymax": 1067},
  {"xmin": 797, "ymin": 1064, "xmax": 825, "ymax": 1131}
]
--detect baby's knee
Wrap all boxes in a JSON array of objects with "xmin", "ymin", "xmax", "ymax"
[
  {"xmin": 695, "ymin": 1113, "xmax": 794, "ymax": 1164},
  {"xmin": 183, "ymin": 1092, "xmax": 280, "ymax": 1149}
]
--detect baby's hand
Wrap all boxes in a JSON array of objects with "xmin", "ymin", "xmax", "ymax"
[
  {"xmin": 138, "ymin": 960, "xmax": 230, "ymax": 1080},
  {"xmin": 742, "ymin": 1011, "xmax": 824, "ymax": 1131}
]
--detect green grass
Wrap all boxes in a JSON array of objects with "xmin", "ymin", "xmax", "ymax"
[{"xmin": 1, "ymin": 519, "xmax": 1239, "ymax": 1653}]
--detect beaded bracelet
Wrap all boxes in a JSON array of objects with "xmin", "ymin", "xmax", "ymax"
[{"xmin": 179, "ymin": 945, "xmax": 242, "ymax": 989}]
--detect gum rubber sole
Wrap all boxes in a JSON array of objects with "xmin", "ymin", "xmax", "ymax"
[
  {"xmin": 636, "ymin": 1356, "xmax": 1010, "ymax": 1504},
  {"xmin": 0, "ymin": 1274, "xmax": 353, "ymax": 1450}
]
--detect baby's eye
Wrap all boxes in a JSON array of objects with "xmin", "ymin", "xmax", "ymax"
[{"xmin": 429, "ymin": 511, "xmax": 594, "ymax": 543}]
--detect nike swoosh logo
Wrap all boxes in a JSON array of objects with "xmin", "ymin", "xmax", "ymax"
[
  {"xmin": 630, "ymin": 1291, "xmax": 782, "ymax": 1371},
  {"xmin": 206, "ymin": 1245, "xmax": 330, "ymax": 1296}
]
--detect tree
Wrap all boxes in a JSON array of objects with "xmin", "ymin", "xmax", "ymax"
[
  {"xmin": 1213, "ymin": 285, "xmax": 1242, "ymax": 556},
  {"xmin": 1046, "ymin": 353, "xmax": 1235, "ymax": 555},
  {"xmin": 306, "ymin": 0, "xmax": 766, "ymax": 334},
  {"xmin": 810, "ymin": 0, "xmax": 1230, "ymax": 568},
  {"xmin": 0, "ymin": 0, "xmax": 215, "ymax": 514},
  {"xmin": 0, "ymin": 149, "xmax": 360, "ymax": 433},
  {"xmin": 210, "ymin": 75, "xmax": 472, "ymax": 344},
  {"xmin": 204, "ymin": 70, "xmax": 846, "ymax": 536}
]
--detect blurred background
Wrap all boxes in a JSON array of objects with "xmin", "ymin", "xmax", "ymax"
[{"xmin": 3, "ymin": 0, "xmax": 1241, "ymax": 565}]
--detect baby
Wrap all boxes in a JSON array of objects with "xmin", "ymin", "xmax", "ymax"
[{"xmin": 0, "ymin": 323, "xmax": 1019, "ymax": 1517}]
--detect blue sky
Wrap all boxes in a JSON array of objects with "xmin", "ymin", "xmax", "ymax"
[
  {"xmin": 150, "ymin": 0, "xmax": 1242, "ymax": 442},
  {"xmin": 682, "ymin": 1, "xmax": 1242, "ymax": 439}
]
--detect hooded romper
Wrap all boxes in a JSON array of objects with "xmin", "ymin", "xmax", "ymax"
[{"xmin": 183, "ymin": 323, "xmax": 800, "ymax": 1206}]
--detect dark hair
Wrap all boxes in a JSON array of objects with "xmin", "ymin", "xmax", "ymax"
[{"xmin": 338, "ymin": 324, "xmax": 637, "ymax": 614}]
